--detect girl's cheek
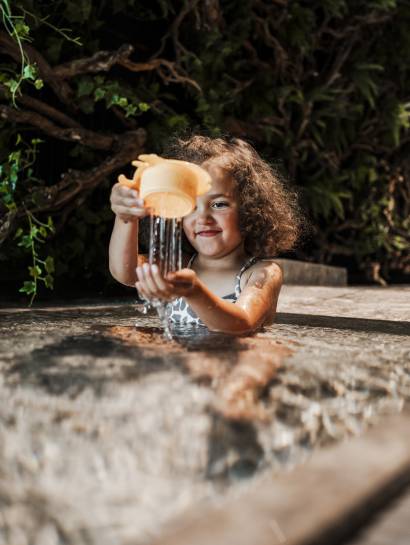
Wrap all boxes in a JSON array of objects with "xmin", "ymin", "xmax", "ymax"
[{"xmin": 182, "ymin": 220, "xmax": 194, "ymax": 242}]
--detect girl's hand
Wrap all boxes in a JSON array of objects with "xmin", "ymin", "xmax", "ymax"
[
  {"xmin": 110, "ymin": 183, "xmax": 150, "ymax": 223},
  {"xmin": 135, "ymin": 264, "xmax": 199, "ymax": 301}
]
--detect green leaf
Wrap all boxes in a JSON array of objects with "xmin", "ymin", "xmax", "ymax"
[
  {"xmin": 94, "ymin": 88, "xmax": 106, "ymax": 101},
  {"xmin": 23, "ymin": 64, "xmax": 37, "ymax": 81},
  {"xmin": 29, "ymin": 265, "xmax": 42, "ymax": 278},
  {"xmin": 9, "ymin": 150, "xmax": 21, "ymax": 163},
  {"xmin": 19, "ymin": 281, "xmax": 36, "ymax": 295},
  {"xmin": 125, "ymin": 104, "xmax": 137, "ymax": 117},
  {"xmin": 166, "ymin": 114, "xmax": 189, "ymax": 129},
  {"xmin": 17, "ymin": 235, "xmax": 32, "ymax": 249},
  {"xmin": 44, "ymin": 274, "xmax": 54, "ymax": 289},
  {"xmin": 329, "ymin": 193, "xmax": 345, "ymax": 219},
  {"xmin": 14, "ymin": 22, "xmax": 30, "ymax": 39},
  {"xmin": 30, "ymin": 226, "xmax": 39, "ymax": 237},
  {"xmin": 45, "ymin": 256, "xmax": 55, "ymax": 273},
  {"xmin": 392, "ymin": 236, "xmax": 408, "ymax": 250},
  {"xmin": 368, "ymin": 168, "xmax": 378, "ymax": 183},
  {"xmin": 109, "ymin": 94, "xmax": 129, "ymax": 108},
  {"xmin": 5, "ymin": 79, "xmax": 20, "ymax": 94},
  {"xmin": 356, "ymin": 63, "xmax": 384, "ymax": 72},
  {"xmin": 38, "ymin": 226, "xmax": 47, "ymax": 237}
]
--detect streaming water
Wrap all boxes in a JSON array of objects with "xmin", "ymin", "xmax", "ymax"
[{"xmin": 137, "ymin": 214, "xmax": 183, "ymax": 339}]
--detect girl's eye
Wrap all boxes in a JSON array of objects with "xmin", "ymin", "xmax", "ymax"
[{"xmin": 211, "ymin": 201, "xmax": 229, "ymax": 209}]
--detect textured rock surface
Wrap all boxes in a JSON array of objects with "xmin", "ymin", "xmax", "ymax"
[
  {"xmin": 0, "ymin": 285, "xmax": 409, "ymax": 545},
  {"xmin": 275, "ymin": 259, "xmax": 347, "ymax": 286}
]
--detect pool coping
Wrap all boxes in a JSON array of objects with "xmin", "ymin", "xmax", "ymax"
[
  {"xmin": 151, "ymin": 411, "xmax": 410, "ymax": 545},
  {"xmin": 275, "ymin": 258, "xmax": 347, "ymax": 286}
]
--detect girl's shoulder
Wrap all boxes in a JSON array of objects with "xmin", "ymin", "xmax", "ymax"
[{"xmin": 240, "ymin": 258, "xmax": 283, "ymax": 291}]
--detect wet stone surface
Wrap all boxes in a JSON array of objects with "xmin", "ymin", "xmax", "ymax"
[{"xmin": 0, "ymin": 286, "xmax": 409, "ymax": 545}]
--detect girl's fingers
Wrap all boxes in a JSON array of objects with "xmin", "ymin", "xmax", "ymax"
[
  {"xmin": 150, "ymin": 264, "xmax": 173, "ymax": 295},
  {"xmin": 136, "ymin": 265, "xmax": 146, "ymax": 283},
  {"xmin": 165, "ymin": 269, "xmax": 197, "ymax": 296},
  {"xmin": 168, "ymin": 283, "xmax": 195, "ymax": 296},
  {"xmin": 142, "ymin": 263, "xmax": 163, "ymax": 296},
  {"xmin": 136, "ymin": 264, "xmax": 173, "ymax": 300},
  {"xmin": 112, "ymin": 205, "xmax": 147, "ymax": 218},
  {"xmin": 115, "ymin": 183, "xmax": 139, "ymax": 199},
  {"xmin": 111, "ymin": 185, "xmax": 135, "ymax": 201},
  {"xmin": 166, "ymin": 269, "xmax": 194, "ymax": 287},
  {"xmin": 135, "ymin": 281, "xmax": 149, "ymax": 301},
  {"xmin": 135, "ymin": 269, "xmax": 153, "ymax": 300},
  {"xmin": 111, "ymin": 191, "xmax": 144, "ymax": 206},
  {"xmin": 136, "ymin": 265, "xmax": 155, "ymax": 299},
  {"xmin": 111, "ymin": 197, "xmax": 144, "ymax": 208}
]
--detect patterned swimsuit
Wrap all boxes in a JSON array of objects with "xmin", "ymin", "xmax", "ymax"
[{"xmin": 168, "ymin": 255, "xmax": 259, "ymax": 326}]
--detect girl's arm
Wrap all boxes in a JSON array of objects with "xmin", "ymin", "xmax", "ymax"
[
  {"xmin": 185, "ymin": 262, "xmax": 282, "ymax": 334},
  {"xmin": 136, "ymin": 262, "xmax": 282, "ymax": 334},
  {"xmin": 109, "ymin": 216, "xmax": 139, "ymax": 286},
  {"xmin": 108, "ymin": 183, "xmax": 149, "ymax": 287}
]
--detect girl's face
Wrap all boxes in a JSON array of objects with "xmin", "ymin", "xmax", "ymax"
[{"xmin": 183, "ymin": 162, "xmax": 243, "ymax": 258}]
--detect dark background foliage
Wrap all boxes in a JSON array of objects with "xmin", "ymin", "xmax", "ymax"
[{"xmin": 0, "ymin": 0, "xmax": 409, "ymax": 302}]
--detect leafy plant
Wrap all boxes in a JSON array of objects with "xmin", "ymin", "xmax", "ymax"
[
  {"xmin": 0, "ymin": 0, "xmax": 43, "ymax": 101},
  {"xmin": 0, "ymin": 135, "xmax": 55, "ymax": 303},
  {"xmin": 0, "ymin": 134, "xmax": 41, "ymax": 210},
  {"xmin": 15, "ymin": 212, "xmax": 54, "ymax": 304}
]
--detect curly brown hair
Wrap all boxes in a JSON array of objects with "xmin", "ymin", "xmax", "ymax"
[{"xmin": 164, "ymin": 134, "xmax": 302, "ymax": 258}]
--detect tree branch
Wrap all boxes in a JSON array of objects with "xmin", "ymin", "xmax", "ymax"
[
  {"xmin": 119, "ymin": 57, "xmax": 202, "ymax": 93},
  {"xmin": 54, "ymin": 44, "xmax": 134, "ymax": 78},
  {"xmin": 0, "ymin": 84, "xmax": 81, "ymax": 129},
  {"xmin": 152, "ymin": 0, "xmax": 201, "ymax": 63},
  {"xmin": 324, "ymin": 39, "xmax": 357, "ymax": 87},
  {"xmin": 0, "ymin": 105, "xmax": 114, "ymax": 150},
  {"xmin": 251, "ymin": 12, "xmax": 288, "ymax": 72},
  {"xmin": 52, "ymin": 43, "xmax": 202, "ymax": 92},
  {"xmin": 25, "ymin": 128, "xmax": 146, "ymax": 216}
]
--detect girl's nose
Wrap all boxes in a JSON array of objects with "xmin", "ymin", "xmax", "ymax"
[{"xmin": 195, "ymin": 206, "xmax": 214, "ymax": 223}]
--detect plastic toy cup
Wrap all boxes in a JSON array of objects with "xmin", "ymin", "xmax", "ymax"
[
  {"xmin": 118, "ymin": 154, "xmax": 211, "ymax": 219},
  {"xmin": 140, "ymin": 160, "xmax": 211, "ymax": 218}
]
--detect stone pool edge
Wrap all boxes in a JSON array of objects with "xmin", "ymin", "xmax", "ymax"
[{"xmin": 150, "ymin": 410, "xmax": 410, "ymax": 545}]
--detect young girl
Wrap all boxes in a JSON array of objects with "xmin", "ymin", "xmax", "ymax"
[{"xmin": 109, "ymin": 135, "xmax": 301, "ymax": 335}]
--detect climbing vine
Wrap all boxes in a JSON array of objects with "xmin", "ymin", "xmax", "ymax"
[{"xmin": 0, "ymin": 0, "xmax": 43, "ymax": 102}]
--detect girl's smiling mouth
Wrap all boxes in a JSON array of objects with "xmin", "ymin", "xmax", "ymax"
[{"xmin": 196, "ymin": 229, "xmax": 222, "ymax": 237}]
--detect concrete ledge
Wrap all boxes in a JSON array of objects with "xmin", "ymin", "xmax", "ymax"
[
  {"xmin": 152, "ymin": 412, "xmax": 410, "ymax": 545},
  {"xmin": 275, "ymin": 259, "xmax": 347, "ymax": 286}
]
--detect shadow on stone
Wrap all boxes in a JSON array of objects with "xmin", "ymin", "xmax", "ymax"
[
  {"xmin": 4, "ymin": 325, "xmax": 248, "ymax": 398},
  {"xmin": 206, "ymin": 412, "xmax": 263, "ymax": 482},
  {"xmin": 0, "ymin": 305, "xmax": 139, "ymax": 325},
  {"xmin": 277, "ymin": 313, "xmax": 410, "ymax": 336},
  {"xmin": 5, "ymin": 331, "xmax": 188, "ymax": 398}
]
